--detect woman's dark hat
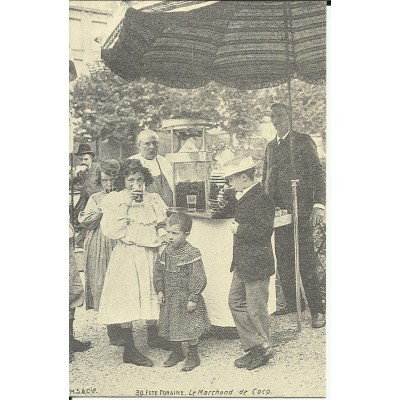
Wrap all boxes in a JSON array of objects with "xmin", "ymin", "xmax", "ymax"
[
  {"xmin": 75, "ymin": 143, "xmax": 95, "ymax": 157},
  {"xmin": 99, "ymin": 159, "xmax": 120, "ymax": 177}
]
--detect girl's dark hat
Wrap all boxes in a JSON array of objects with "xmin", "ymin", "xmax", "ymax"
[
  {"xmin": 75, "ymin": 143, "xmax": 95, "ymax": 157},
  {"xmin": 100, "ymin": 159, "xmax": 120, "ymax": 177}
]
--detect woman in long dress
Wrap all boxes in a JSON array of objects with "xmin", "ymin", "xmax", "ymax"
[
  {"xmin": 78, "ymin": 159, "xmax": 121, "ymax": 344},
  {"xmin": 98, "ymin": 159, "xmax": 168, "ymax": 367}
]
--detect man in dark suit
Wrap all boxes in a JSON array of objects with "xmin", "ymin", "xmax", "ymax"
[
  {"xmin": 261, "ymin": 103, "xmax": 326, "ymax": 329},
  {"xmin": 71, "ymin": 143, "xmax": 102, "ymax": 247},
  {"xmin": 223, "ymin": 156, "xmax": 276, "ymax": 370}
]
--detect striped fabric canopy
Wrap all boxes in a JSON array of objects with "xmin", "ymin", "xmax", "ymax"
[{"xmin": 101, "ymin": 1, "xmax": 326, "ymax": 89}]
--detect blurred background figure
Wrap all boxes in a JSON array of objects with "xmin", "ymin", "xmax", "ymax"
[
  {"xmin": 69, "ymin": 222, "xmax": 91, "ymax": 362},
  {"xmin": 72, "ymin": 143, "xmax": 102, "ymax": 247},
  {"xmin": 78, "ymin": 159, "xmax": 121, "ymax": 345},
  {"xmin": 178, "ymin": 135, "xmax": 204, "ymax": 152}
]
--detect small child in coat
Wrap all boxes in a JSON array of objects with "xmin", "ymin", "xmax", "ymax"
[{"xmin": 154, "ymin": 212, "xmax": 210, "ymax": 371}]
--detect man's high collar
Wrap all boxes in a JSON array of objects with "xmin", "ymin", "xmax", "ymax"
[
  {"xmin": 276, "ymin": 130, "xmax": 290, "ymax": 143},
  {"xmin": 235, "ymin": 182, "xmax": 259, "ymax": 200}
]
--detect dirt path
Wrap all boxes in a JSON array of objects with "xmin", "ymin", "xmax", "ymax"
[{"xmin": 70, "ymin": 307, "xmax": 326, "ymax": 398}]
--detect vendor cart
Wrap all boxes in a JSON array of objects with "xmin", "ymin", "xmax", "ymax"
[{"xmin": 162, "ymin": 119, "xmax": 292, "ymax": 327}]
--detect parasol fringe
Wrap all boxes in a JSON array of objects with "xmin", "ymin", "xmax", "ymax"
[
  {"xmin": 106, "ymin": 72, "xmax": 325, "ymax": 90},
  {"xmin": 100, "ymin": 1, "xmax": 326, "ymax": 90}
]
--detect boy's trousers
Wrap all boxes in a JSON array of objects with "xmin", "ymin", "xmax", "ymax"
[{"xmin": 228, "ymin": 272, "xmax": 272, "ymax": 351}]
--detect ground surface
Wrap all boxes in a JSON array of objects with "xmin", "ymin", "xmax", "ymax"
[{"xmin": 70, "ymin": 306, "xmax": 326, "ymax": 398}]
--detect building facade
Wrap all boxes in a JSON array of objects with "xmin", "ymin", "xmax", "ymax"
[{"xmin": 69, "ymin": 1, "xmax": 119, "ymax": 75}]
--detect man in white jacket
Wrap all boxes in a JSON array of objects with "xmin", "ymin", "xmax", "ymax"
[{"xmin": 129, "ymin": 129, "xmax": 173, "ymax": 207}]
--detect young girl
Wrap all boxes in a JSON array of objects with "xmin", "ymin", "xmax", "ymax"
[
  {"xmin": 98, "ymin": 159, "xmax": 167, "ymax": 367},
  {"xmin": 154, "ymin": 212, "xmax": 210, "ymax": 371}
]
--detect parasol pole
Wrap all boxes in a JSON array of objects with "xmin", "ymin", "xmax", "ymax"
[
  {"xmin": 286, "ymin": 74, "xmax": 293, "ymax": 132},
  {"xmin": 283, "ymin": 1, "xmax": 293, "ymax": 131},
  {"xmin": 284, "ymin": 1, "xmax": 303, "ymax": 331}
]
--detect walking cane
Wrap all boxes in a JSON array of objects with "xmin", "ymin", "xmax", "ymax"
[{"xmin": 291, "ymin": 179, "xmax": 302, "ymax": 332}]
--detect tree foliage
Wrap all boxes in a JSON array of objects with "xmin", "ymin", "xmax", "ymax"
[{"xmin": 71, "ymin": 63, "xmax": 326, "ymax": 153}]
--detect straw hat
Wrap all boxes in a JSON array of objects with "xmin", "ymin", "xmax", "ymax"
[{"xmin": 222, "ymin": 156, "xmax": 259, "ymax": 177}]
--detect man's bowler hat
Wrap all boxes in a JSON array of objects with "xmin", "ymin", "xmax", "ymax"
[{"xmin": 75, "ymin": 143, "xmax": 95, "ymax": 157}]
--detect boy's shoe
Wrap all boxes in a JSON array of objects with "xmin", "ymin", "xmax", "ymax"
[
  {"xmin": 234, "ymin": 351, "xmax": 254, "ymax": 369},
  {"xmin": 311, "ymin": 313, "xmax": 326, "ymax": 328},
  {"xmin": 264, "ymin": 345, "xmax": 275, "ymax": 357},
  {"xmin": 246, "ymin": 345, "xmax": 271, "ymax": 370},
  {"xmin": 234, "ymin": 344, "xmax": 272, "ymax": 369},
  {"xmin": 164, "ymin": 343, "xmax": 185, "ymax": 367},
  {"xmin": 245, "ymin": 353, "xmax": 269, "ymax": 370},
  {"xmin": 181, "ymin": 345, "xmax": 200, "ymax": 372}
]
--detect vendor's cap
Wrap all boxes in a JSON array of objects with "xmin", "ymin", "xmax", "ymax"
[
  {"xmin": 75, "ymin": 143, "xmax": 95, "ymax": 157},
  {"xmin": 222, "ymin": 156, "xmax": 259, "ymax": 177},
  {"xmin": 100, "ymin": 159, "xmax": 120, "ymax": 177}
]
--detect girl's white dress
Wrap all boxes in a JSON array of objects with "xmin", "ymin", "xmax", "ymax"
[{"xmin": 97, "ymin": 189, "xmax": 167, "ymax": 324}]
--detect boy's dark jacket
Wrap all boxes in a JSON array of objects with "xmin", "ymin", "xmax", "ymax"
[{"xmin": 230, "ymin": 182, "xmax": 275, "ymax": 281}]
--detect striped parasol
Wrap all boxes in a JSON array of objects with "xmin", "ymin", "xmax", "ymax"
[
  {"xmin": 100, "ymin": 1, "xmax": 325, "ymax": 330},
  {"xmin": 101, "ymin": 1, "xmax": 325, "ymax": 89}
]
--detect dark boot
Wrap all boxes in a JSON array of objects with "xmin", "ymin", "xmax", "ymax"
[
  {"xmin": 147, "ymin": 325, "xmax": 172, "ymax": 350},
  {"xmin": 181, "ymin": 344, "xmax": 200, "ymax": 372},
  {"xmin": 245, "ymin": 345, "xmax": 271, "ymax": 371},
  {"xmin": 107, "ymin": 324, "xmax": 125, "ymax": 346},
  {"xmin": 69, "ymin": 318, "xmax": 91, "ymax": 353},
  {"xmin": 122, "ymin": 328, "xmax": 153, "ymax": 367},
  {"xmin": 163, "ymin": 342, "xmax": 185, "ymax": 367},
  {"xmin": 234, "ymin": 351, "xmax": 254, "ymax": 369},
  {"xmin": 311, "ymin": 313, "xmax": 326, "ymax": 328}
]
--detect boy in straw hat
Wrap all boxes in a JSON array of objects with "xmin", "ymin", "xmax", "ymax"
[{"xmin": 222, "ymin": 156, "xmax": 275, "ymax": 370}]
